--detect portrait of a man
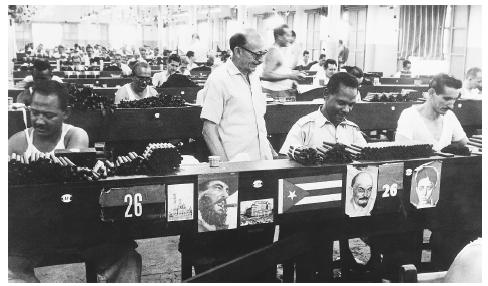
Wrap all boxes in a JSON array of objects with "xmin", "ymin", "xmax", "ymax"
[
  {"xmin": 197, "ymin": 173, "xmax": 238, "ymax": 232},
  {"xmin": 345, "ymin": 165, "xmax": 379, "ymax": 217},
  {"xmin": 410, "ymin": 161, "xmax": 442, "ymax": 209}
]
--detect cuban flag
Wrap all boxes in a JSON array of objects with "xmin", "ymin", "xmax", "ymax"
[{"xmin": 278, "ymin": 174, "xmax": 343, "ymax": 214}]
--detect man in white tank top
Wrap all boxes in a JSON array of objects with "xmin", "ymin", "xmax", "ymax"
[
  {"xmin": 114, "ymin": 61, "xmax": 158, "ymax": 104},
  {"xmin": 8, "ymin": 80, "xmax": 142, "ymax": 282},
  {"xmin": 261, "ymin": 24, "xmax": 306, "ymax": 101}
]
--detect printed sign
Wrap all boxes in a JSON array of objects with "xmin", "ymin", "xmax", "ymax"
[
  {"xmin": 167, "ymin": 183, "xmax": 194, "ymax": 222},
  {"xmin": 345, "ymin": 165, "xmax": 379, "ymax": 218},
  {"xmin": 197, "ymin": 173, "xmax": 238, "ymax": 232},
  {"xmin": 374, "ymin": 162, "xmax": 404, "ymax": 214},
  {"xmin": 240, "ymin": 198, "xmax": 274, "ymax": 226},
  {"xmin": 410, "ymin": 161, "xmax": 442, "ymax": 209}
]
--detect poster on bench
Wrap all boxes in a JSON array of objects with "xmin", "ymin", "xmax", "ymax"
[
  {"xmin": 345, "ymin": 165, "xmax": 379, "ymax": 218},
  {"xmin": 197, "ymin": 173, "xmax": 238, "ymax": 232},
  {"xmin": 410, "ymin": 161, "xmax": 442, "ymax": 209},
  {"xmin": 373, "ymin": 162, "xmax": 404, "ymax": 214}
]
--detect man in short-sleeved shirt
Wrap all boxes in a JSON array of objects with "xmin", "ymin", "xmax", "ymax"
[
  {"xmin": 200, "ymin": 29, "xmax": 274, "ymax": 162},
  {"xmin": 280, "ymin": 72, "xmax": 367, "ymax": 155},
  {"xmin": 396, "ymin": 73, "xmax": 468, "ymax": 151},
  {"xmin": 460, "ymin": 67, "xmax": 482, "ymax": 100}
]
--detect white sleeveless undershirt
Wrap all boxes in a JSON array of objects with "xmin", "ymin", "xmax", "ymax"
[{"xmin": 24, "ymin": 123, "xmax": 72, "ymax": 157}]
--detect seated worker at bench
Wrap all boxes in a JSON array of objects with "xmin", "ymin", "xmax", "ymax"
[
  {"xmin": 279, "ymin": 72, "xmax": 370, "ymax": 281},
  {"xmin": 114, "ymin": 61, "xmax": 158, "ymax": 104},
  {"xmin": 8, "ymin": 80, "xmax": 142, "ymax": 282}
]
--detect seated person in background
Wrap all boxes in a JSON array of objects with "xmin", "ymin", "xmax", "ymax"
[
  {"xmin": 394, "ymin": 59, "xmax": 412, "ymax": 77},
  {"xmin": 178, "ymin": 56, "xmax": 192, "ymax": 76},
  {"xmin": 186, "ymin": 50, "xmax": 198, "ymax": 71},
  {"xmin": 52, "ymin": 45, "xmax": 68, "ymax": 59},
  {"xmin": 296, "ymin": 50, "xmax": 312, "ymax": 70},
  {"xmin": 345, "ymin": 66, "xmax": 364, "ymax": 102},
  {"xmin": 83, "ymin": 45, "xmax": 95, "ymax": 65},
  {"xmin": 460, "ymin": 67, "xmax": 482, "ymax": 99},
  {"xmin": 309, "ymin": 53, "xmax": 326, "ymax": 73},
  {"xmin": 17, "ymin": 60, "xmax": 64, "ymax": 105},
  {"xmin": 66, "ymin": 55, "xmax": 87, "ymax": 72},
  {"xmin": 152, "ymin": 54, "xmax": 182, "ymax": 87},
  {"xmin": 115, "ymin": 62, "xmax": 158, "ymax": 104},
  {"xmin": 107, "ymin": 53, "xmax": 132, "ymax": 76},
  {"xmin": 280, "ymin": 72, "xmax": 367, "ymax": 155},
  {"xmin": 8, "ymin": 80, "xmax": 142, "ymax": 282},
  {"xmin": 395, "ymin": 73, "xmax": 468, "ymax": 151},
  {"xmin": 314, "ymin": 59, "xmax": 337, "ymax": 86}
]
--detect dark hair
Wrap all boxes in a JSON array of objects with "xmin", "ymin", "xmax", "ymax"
[
  {"xmin": 32, "ymin": 80, "xmax": 70, "ymax": 111},
  {"xmin": 325, "ymin": 59, "xmax": 337, "ymax": 68},
  {"xmin": 465, "ymin": 67, "xmax": 481, "ymax": 79},
  {"xmin": 273, "ymin": 24, "xmax": 290, "ymax": 40},
  {"xmin": 303, "ymin": 50, "xmax": 310, "ymax": 56},
  {"xmin": 403, "ymin": 60, "xmax": 411, "ymax": 68},
  {"xmin": 319, "ymin": 54, "xmax": 326, "ymax": 60},
  {"xmin": 416, "ymin": 166, "xmax": 438, "ymax": 186},
  {"xmin": 327, "ymin": 72, "xmax": 359, "ymax": 95},
  {"xmin": 33, "ymin": 59, "xmax": 52, "ymax": 72},
  {"xmin": 229, "ymin": 32, "xmax": 248, "ymax": 53},
  {"xmin": 339, "ymin": 40, "xmax": 343, "ymax": 45},
  {"xmin": 291, "ymin": 30, "xmax": 296, "ymax": 38},
  {"xmin": 186, "ymin": 51, "xmax": 195, "ymax": 58},
  {"xmin": 429, "ymin": 73, "xmax": 462, "ymax": 95},
  {"xmin": 168, "ymin": 54, "xmax": 181, "ymax": 64},
  {"xmin": 132, "ymin": 61, "xmax": 151, "ymax": 75},
  {"xmin": 347, "ymin": 66, "xmax": 364, "ymax": 79}
]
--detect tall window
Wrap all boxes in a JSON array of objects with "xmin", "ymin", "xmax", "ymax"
[
  {"xmin": 345, "ymin": 6, "xmax": 367, "ymax": 69},
  {"xmin": 305, "ymin": 12, "xmax": 321, "ymax": 60},
  {"xmin": 398, "ymin": 5, "xmax": 448, "ymax": 60}
]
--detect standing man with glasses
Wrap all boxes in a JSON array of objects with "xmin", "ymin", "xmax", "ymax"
[
  {"xmin": 114, "ymin": 62, "xmax": 158, "ymax": 104},
  {"xmin": 199, "ymin": 28, "xmax": 276, "ymax": 162},
  {"xmin": 180, "ymin": 29, "xmax": 277, "ymax": 281},
  {"xmin": 261, "ymin": 24, "xmax": 306, "ymax": 101}
]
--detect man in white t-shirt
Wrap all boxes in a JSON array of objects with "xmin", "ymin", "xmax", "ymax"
[
  {"xmin": 460, "ymin": 67, "xmax": 482, "ymax": 100},
  {"xmin": 313, "ymin": 59, "xmax": 337, "ymax": 86},
  {"xmin": 114, "ymin": 62, "xmax": 158, "ymax": 104},
  {"xmin": 395, "ymin": 73, "xmax": 468, "ymax": 151},
  {"xmin": 152, "ymin": 54, "xmax": 183, "ymax": 87}
]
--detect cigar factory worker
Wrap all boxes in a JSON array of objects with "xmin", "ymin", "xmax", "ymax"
[
  {"xmin": 9, "ymin": 80, "xmax": 88, "ymax": 159},
  {"xmin": 8, "ymin": 80, "xmax": 142, "ymax": 282},
  {"xmin": 279, "ymin": 72, "xmax": 367, "ymax": 157}
]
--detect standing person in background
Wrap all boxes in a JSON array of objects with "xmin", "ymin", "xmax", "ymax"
[
  {"xmin": 186, "ymin": 51, "xmax": 198, "ymax": 71},
  {"xmin": 460, "ymin": 67, "xmax": 482, "ymax": 99},
  {"xmin": 261, "ymin": 24, "xmax": 306, "ymax": 101},
  {"xmin": 337, "ymin": 40, "xmax": 349, "ymax": 68},
  {"xmin": 287, "ymin": 30, "xmax": 301, "ymax": 70},
  {"xmin": 189, "ymin": 33, "xmax": 207, "ymax": 63}
]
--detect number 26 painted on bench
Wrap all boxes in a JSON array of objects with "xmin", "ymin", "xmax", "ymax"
[
  {"xmin": 382, "ymin": 183, "xmax": 398, "ymax": 198},
  {"xmin": 124, "ymin": 193, "xmax": 143, "ymax": 217}
]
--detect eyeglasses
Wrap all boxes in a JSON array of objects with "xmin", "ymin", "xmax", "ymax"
[
  {"xmin": 134, "ymin": 76, "xmax": 152, "ymax": 84},
  {"xmin": 356, "ymin": 187, "xmax": 372, "ymax": 195},
  {"xmin": 238, "ymin": 46, "xmax": 268, "ymax": 61}
]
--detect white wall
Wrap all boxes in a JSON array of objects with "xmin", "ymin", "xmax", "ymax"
[
  {"xmin": 364, "ymin": 5, "xmax": 399, "ymax": 75},
  {"xmin": 464, "ymin": 5, "xmax": 482, "ymax": 72}
]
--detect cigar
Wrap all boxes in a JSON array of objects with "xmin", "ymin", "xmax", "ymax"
[
  {"xmin": 351, "ymin": 144, "xmax": 364, "ymax": 150},
  {"xmin": 121, "ymin": 156, "xmax": 129, "ymax": 163},
  {"xmin": 20, "ymin": 155, "xmax": 25, "ymax": 164},
  {"xmin": 58, "ymin": 156, "xmax": 69, "ymax": 166},
  {"xmin": 64, "ymin": 157, "xmax": 76, "ymax": 166},
  {"xmin": 345, "ymin": 147, "xmax": 361, "ymax": 155},
  {"xmin": 472, "ymin": 135, "xmax": 482, "ymax": 139},
  {"xmin": 105, "ymin": 160, "xmax": 115, "ymax": 168},
  {"xmin": 53, "ymin": 156, "xmax": 62, "ymax": 165},
  {"xmin": 16, "ymin": 154, "xmax": 21, "ymax": 162},
  {"xmin": 91, "ymin": 171, "xmax": 100, "ymax": 180},
  {"xmin": 323, "ymin": 141, "xmax": 336, "ymax": 148},
  {"xmin": 470, "ymin": 138, "xmax": 482, "ymax": 144},
  {"xmin": 124, "ymin": 156, "xmax": 131, "ymax": 163},
  {"xmin": 11, "ymin": 153, "xmax": 17, "ymax": 160},
  {"xmin": 115, "ymin": 160, "xmax": 120, "ymax": 168},
  {"xmin": 23, "ymin": 153, "xmax": 29, "ymax": 164},
  {"xmin": 467, "ymin": 141, "xmax": 482, "ymax": 148},
  {"xmin": 116, "ymin": 156, "xmax": 124, "ymax": 165},
  {"xmin": 128, "ymin": 153, "xmax": 136, "ymax": 160},
  {"xmin": 345, "ymin": 144, "xmax": 362, "ymax": 152},
  {"xmin": 34, "ymin": 152, "xmax": 40, "ymax": 162}
]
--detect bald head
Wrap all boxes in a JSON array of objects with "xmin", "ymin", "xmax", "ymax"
[
  {"xmin": 229, "ymin": 28, "xmax": 266, "ymax": 75},
  {"xmin": 351, "ymin": 172, "xmax": 374, "ymax": 208}
]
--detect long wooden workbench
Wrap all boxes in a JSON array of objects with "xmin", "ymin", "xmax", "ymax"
[
  {"xmin": 9, "ymin": 155, "xmax": 481, "ymax": 281},
  {"xmin": 8, "ymin": 100, "xmax": 482, "ymax": 143}
]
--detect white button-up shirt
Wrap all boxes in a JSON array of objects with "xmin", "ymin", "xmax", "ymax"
[
  {"xmin": 200, "ymin": 60, "xmax": 273, "ymax": 161},
  {"xmin": 279, "ymin": 108, "xmax": 367, "ymax": 154}
]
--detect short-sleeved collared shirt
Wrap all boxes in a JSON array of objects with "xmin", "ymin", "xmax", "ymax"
[
  {"xmin": 279, "ymin": 108, "xmax": 367, "ymax": 154},
  {"xmin": 200, "ymin": 60, "xmax": 273, "ymax": 161}
]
